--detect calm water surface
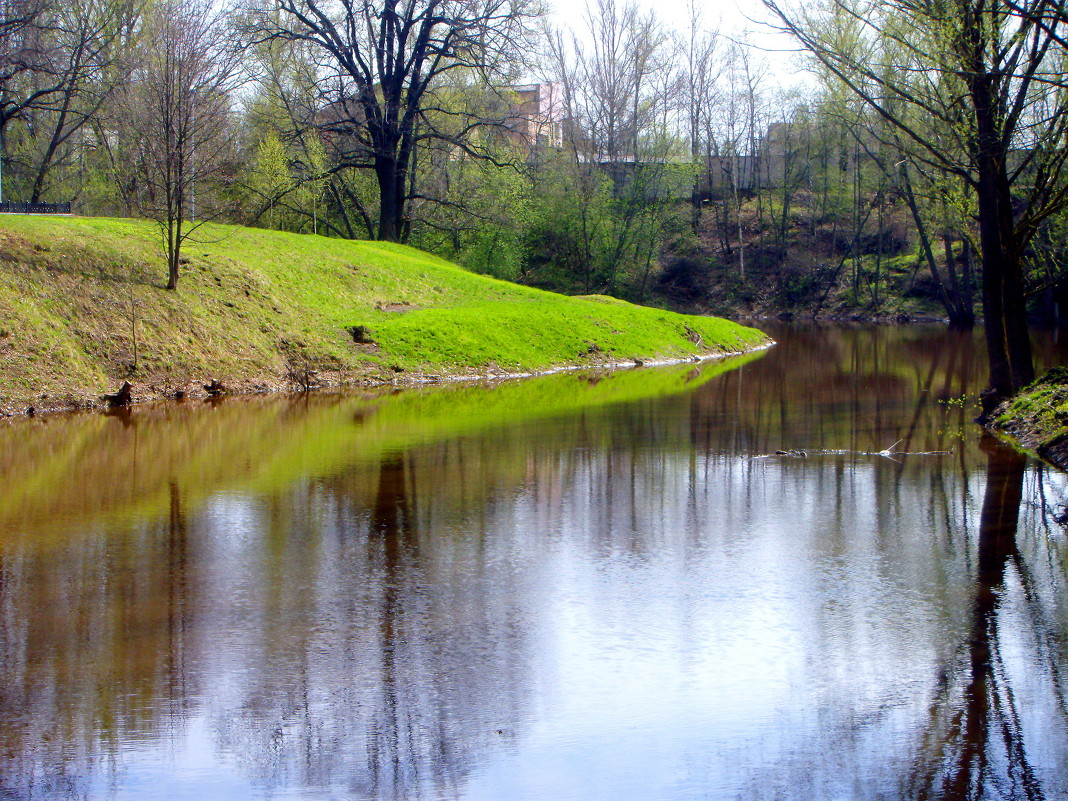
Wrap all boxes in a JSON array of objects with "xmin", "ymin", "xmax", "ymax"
[{"xmin": 1, "ymin": 325, "xmax": 1067, "ymax": 800}]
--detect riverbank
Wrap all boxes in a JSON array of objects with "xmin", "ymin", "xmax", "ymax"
[
  {"xmin": 992, "ymin": 368, "xmax": 1068, "ymax": 470},
  {"xmin": 0, "ymin": 216, "xmax": 770, "ymax": 415}
]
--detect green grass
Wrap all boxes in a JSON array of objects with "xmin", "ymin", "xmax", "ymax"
[
  {"xmin": 0, "ymin": 216, "xmax": 769, "ymax": 410},
  {"xmin": 995, "ymin": 367, "xmax": 1068, "ymax": 449}
]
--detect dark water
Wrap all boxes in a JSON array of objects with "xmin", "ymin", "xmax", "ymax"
[{"xmin": 1, "ymin": 325, "xmax": 1067, "ymax": 800}]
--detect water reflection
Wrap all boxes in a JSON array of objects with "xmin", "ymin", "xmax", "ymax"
[
  {"xmin": 0, "ymin": 326, "xmax": 1067, "ymax": 800},
  {"xmin": 908, "ymin": 438, "xmax": 1068, "ymax": 800}
]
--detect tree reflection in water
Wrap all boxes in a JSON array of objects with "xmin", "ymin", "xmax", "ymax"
[
  {"xmin": 910, "ymin": 437, "xmax": 1067, "ymax": 800},
  {"xmin": 2, "ymin": 325, "xmax": 1068, "ymax": 800}
]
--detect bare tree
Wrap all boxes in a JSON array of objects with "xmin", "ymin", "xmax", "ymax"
[
  {"xmin": 706, "ymin": 39, "xmax": 767, "ymax": 280},
  {"xmin": 247, "ymin": 0, "xmax": 540, "ymax": 243},
  {"xmin": 10, "ymin": 0, "xmax": 141, "ymax": 203},
  {"xmin": 556, "ymin": 0, "xmax": 673, "ymax": 169},
  {"xmin": 0, "ymin": 0, "xmax": 53, "ymax": 136},
  {"xmin": 545, "ymin": 0, "xmax": 681, "ymax": 294},
  {"xmin": 120, "ymin": 0, "xmax": 242, "ymax": 290},
  {"xmin": 681, "ymin": 1, "xmax": 720, "ymax": 229},
  {"xmin": 0, "ymin": 0, "xmax": 64, "ymax": 200}
]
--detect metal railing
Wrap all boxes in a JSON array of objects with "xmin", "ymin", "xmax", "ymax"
[{"xmin": 0, "ymin": 202, "xmax": 72, "ymax": 214}]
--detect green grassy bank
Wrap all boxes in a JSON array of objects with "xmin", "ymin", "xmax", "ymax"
[
  {"xmin": 994, "ymin": 367, "xmax": 1068, "ymax": 469},
  {"xmin": 0, "ymin": 216, "xmax": 769, "ymax": 412}
]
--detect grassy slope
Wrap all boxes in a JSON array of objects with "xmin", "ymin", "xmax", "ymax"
[{"xmin": 0, "ymin": 216, "xmax": 769, "ymax": 411}]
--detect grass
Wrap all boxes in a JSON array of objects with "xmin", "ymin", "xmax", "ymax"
[
  {"xmin": 0, "ymin": 215, "xmax": 769, "ymax": 410},
  {"xmin": 995, "ymin": 367, "xmax": 1068, "ymax": 450}
]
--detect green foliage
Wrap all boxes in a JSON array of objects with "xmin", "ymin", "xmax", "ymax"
[
  {"xmin": 515, "ymin": 149, "xmax": 691, "ymax": 300},
  {"xmin": 248, "ymin": 132, "xmax": 292, "ymax": 229},
  {"xmin": 409, "ymin": 141, "xmax": 534, "ymax": 281},
  {"xmin": 996, "ymin": 368, "xmax": 1068, "ymax": 448},
  {"xmin": 0, "ymin": 215, "xmax": 769, "ymax": 409}
]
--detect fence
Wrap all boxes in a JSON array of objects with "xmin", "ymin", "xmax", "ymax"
[{"xmin": 0, "ymin": 202, "xmax": 71, "ymax": 214}]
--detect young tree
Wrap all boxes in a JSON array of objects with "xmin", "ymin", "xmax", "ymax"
[
  {"xmin": 120, "ymin": 0, "xmax": 241, "ymax": 290},
  {"xmin": 247, "ymin": 0, "xmax": 540, "ymax": 243},
  {"xmin": 764, "ymin": 0, "xmax": 1068, "ymax": 411},
  {"xmin": 248, "ymin": 130, "xmax": 291, "ymax": 228}
]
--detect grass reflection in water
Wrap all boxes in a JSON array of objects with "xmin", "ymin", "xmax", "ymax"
[{"xmin": 1, "ymin": 326, "xmax": 1066, "ymax": 800}]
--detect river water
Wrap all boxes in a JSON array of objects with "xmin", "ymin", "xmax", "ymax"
[{"xmin": 1, "ymin": 324, "xmax": 1066, "ymax": 800}]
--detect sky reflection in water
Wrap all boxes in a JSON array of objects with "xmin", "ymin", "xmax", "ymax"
[{"xmin": 1, "ymin": 324, "xmax": 1067, "ymax": 800}]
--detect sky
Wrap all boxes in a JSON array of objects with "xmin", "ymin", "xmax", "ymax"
[
  {"xmin": 548, "ymin": 0, "xmax": 750, "ymax": 29},
  {"xmin": 545, "ymin": 0, "xmax": 810, "ymax": 82}
]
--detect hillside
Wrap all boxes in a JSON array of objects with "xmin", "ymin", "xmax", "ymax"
[
  {"xmin": 658, "ymin": 192, "xmax": 956, "ymax": 322},
  {"xmin": 0, "ymin": 216, "xmax": 770, "ymax": 414}
]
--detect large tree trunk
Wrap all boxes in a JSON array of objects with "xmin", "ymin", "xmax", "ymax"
[
  {"xmin": 970, "ymin": 67, "xmax": 1033, "ymax": 416},
  {"xmin": 976, "ymin": 182, "xmax": 1033, "ymax": 414},
  {"xmin": 974, "ymin": 163, "xmax": 1033, "ymax": 415},
  {"xmin": 375, "ymin": 155, "xmax": 406, "ymax": 243}
]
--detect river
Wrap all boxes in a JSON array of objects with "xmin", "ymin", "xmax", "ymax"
[{"xmin": 0, "ymin": 324, "xmax": 1066, "ymax": 800}]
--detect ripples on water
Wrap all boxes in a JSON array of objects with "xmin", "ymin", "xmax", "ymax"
[{"xmin": 0, "ymin": 324, "xmax": 1066, "ymax": 800}]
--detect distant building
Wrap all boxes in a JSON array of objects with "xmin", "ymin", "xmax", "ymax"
[
  {"xmin": 694, "ymin": 120, "xmax": 876, "ymax": 200},
  {"xmin": 502, "ymin": 83, "xmax": 565, "ymax": 157}
]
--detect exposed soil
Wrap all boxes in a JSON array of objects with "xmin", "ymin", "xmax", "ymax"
[{"xmin": 656, "ymin": 191, "xmax": 955, "ymax": 324}]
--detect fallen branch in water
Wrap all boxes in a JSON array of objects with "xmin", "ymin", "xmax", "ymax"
[{"xmin": 757, "ymin": 441, "xmax": 951, "ymax": 462}]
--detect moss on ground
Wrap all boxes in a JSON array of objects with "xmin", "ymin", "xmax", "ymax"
[
  {"xmin": 0, "ymin": 215, "xmax": 769, "ymax": 412},
  {"xmin": 994, "ymin": 367, "xmax": 1068, "ymax": 466}
]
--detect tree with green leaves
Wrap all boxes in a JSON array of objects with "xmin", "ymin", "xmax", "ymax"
[
  {"xmin": 764, "ymin": 0, "xmax": 1068, "ymax": 413},
  {"xmin": 246, "ymin": 0, "xmax": 541, "ymax": 243}
]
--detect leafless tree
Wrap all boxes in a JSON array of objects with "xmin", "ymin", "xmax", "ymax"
[
  {"xmin": 554, "ymin": 0, "xmax": 673, "ymax": 168},
  {"xmin": 0, "ymin": 0, "xmax": 53, "ymax": 136},
  {"xmin": 545, "ymin": 0, "xmax": 682, "ymax": 293},
  {"xmin": 9, "ymin": 0, "xmax": 141, "ymax": 203},
  {"xmin": 681, "ymin": 1, "xmax": 720, "ymax": 229},
  {"xmin": 0, "ymin": 0, "xmax": 73, "ymax": 200},
  {"xmin": 119, "ymin": 0, "xmax": 242, "ymax": 290},
  {"xmin": 698, "ymin": 38, "xmax": 768, "ymax": 280}
]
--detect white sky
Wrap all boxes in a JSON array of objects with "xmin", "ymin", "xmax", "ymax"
[
  {"xmin": 549, "ymin": 0, "xmax": 762, "ymax": 34},
  {"xmin": 546, "ymin": 0, "xmax": 810, "ymax": 83}
]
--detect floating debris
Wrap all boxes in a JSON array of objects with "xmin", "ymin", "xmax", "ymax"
[{"xmin": 758, "ymin": 441, "xmax": 950, "ymax": 461}]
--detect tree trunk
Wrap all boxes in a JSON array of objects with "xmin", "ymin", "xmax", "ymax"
[
  {"xmin": 975, "ymin": 168, "xmax": 1033, "ymax": 412},
  {"xmin": 970, "ymin": 66, "xmax": 1033, "ymax": 415},
  {"xmin": 166, "ymin": 215, "xmax": 181, "ymax": 290},
  {"xmin": 375, "ymin": 156, "xmax": 402, "ymax": 242}
]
